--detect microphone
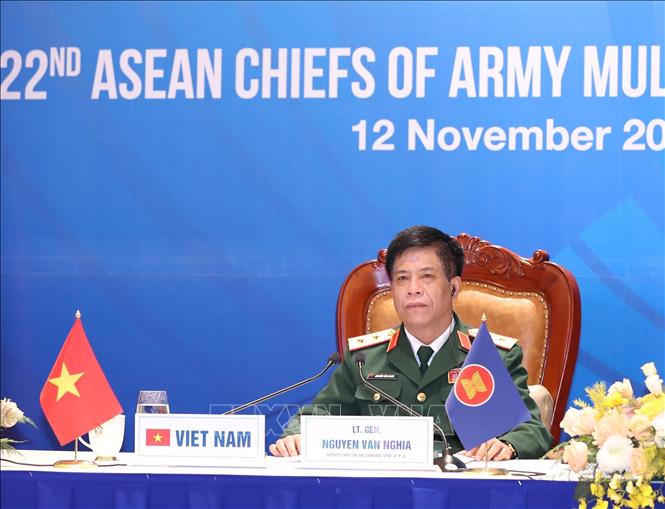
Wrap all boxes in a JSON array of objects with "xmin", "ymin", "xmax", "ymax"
[
  {"xmin": 354, "ymin": 353, "xmax": 466, "ymax": 472},
  {"xmin": 223, "ymin": 352, "xmax": 341, "ymax": 415}
]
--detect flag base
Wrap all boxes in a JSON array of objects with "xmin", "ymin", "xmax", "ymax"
[
  {"xmin": 433, "ymin": 453, "xmax": 467, "ymax": 472},
  {"xmin": 53, "ymin": 459, "xmax": 98, "ymax": 468},
  {"xmin": 460, "ymin": 467, "xmax": 509, "ymax": 476},
  {"xmin": 94, "ymin": 456, "xmax": 118, "ymax": 462}
]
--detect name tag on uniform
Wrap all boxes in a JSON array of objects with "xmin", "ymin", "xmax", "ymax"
[
  {"xmin": 448, "ymin": 368, "xmax": 461, "ymax": 384},
  {"xmin": 367, "ymin": 373, "xmax": 398, "ymax": 381}
]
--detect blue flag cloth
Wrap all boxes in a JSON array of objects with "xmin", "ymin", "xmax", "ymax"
[{"xmin": 444, "ymin": 322, "xmax": 530, "ymax": 450}]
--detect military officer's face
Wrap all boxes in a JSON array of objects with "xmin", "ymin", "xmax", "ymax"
[{"xmin": 391, "ymin": 247, "xmax": 461, "ymax": 344}]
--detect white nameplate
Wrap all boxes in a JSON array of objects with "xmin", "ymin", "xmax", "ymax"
[
  {"xmin": 300, "ymin": 415, "xmax": 434, "ymax": 470},
  {"xmin": 134, "ymin": 413, "xmax": 265, "ymax": 467}
]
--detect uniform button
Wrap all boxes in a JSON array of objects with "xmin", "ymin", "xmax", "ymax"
[
  {"xmin": 373, "ymin": 393, "xmax": 381, "ymax": 401},
  {"xmin": 417, "ymin": 392, "xmax": 427, "ymax": 402}
]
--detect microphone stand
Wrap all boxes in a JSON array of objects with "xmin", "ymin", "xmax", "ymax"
[
  {"xmin": 223, "ymin": 353, "xmax": 340, "ymax": 415},
  {"xmin": 354, "ymin": 355, "xmax": 466, "ymax": 472}
]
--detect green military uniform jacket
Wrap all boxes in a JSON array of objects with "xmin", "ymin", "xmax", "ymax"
[{"xmin": 283, "ymin": 316, "xmax": 552, "ymax": 459}]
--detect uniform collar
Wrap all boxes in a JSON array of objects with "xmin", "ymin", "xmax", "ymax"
[
  {"xmin": 404, "ymin": 318, "xmax": 455, "ymax": 367},
  {"xmin": 387, "ymin": 313, "xmax": 469, "ymax": 388},
  {"xmin": 418, "ymin": 316, "xmax": 469, "ymax": 389}
]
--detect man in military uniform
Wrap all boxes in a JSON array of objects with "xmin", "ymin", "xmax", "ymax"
[{"xmin": 270, "ymin": 226, "xmax": 552, "ymax": 460}]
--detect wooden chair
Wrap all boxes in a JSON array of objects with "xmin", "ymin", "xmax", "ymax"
[{"xmin": 336, "ymin": 233, "xmax": 581, "ymax": 444}]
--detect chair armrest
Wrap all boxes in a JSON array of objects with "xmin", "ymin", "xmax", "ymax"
[{"xmin": 528, "ymin": 384, "xmax": 554, "ymax": 430}]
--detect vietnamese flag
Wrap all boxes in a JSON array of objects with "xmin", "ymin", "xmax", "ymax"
[
  {"xmin": 39, "ymin": 313, "xmax": 122, "ymax": 446},
  {"xmin": 146, "ymin": 429, "xmax": 171, "ymax": 446}
]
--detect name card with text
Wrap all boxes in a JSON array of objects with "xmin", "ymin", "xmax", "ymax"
[
  {"xmin": 300, "ymin": 415, "xmax": 434, "ymax": 470},
  {"xmin": 134, "ymin": 413, "xmax": 265, "ymax": 467}
]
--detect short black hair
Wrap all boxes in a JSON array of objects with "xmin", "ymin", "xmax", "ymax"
[{"xmin": 385, "ymin": 226, "xmax": 464, "ymax": 281}]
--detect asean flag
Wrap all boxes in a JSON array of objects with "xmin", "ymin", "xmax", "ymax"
[
  {"xmin": 39, "ymin": 314, "xmax": 123, "ymax": 446},
  {"xmin": 444, "ymin": 322, "xmax": 530, "ymax": 450}
]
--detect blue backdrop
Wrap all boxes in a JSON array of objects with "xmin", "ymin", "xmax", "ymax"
[{"xmin": 1, "ymin": 1, "xmax": 663, "ymax": 452}]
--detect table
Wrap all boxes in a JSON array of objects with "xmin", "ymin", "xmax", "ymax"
[{"xmin": 1, "ymin": 450, "xmax": 662, "ymax": 509}]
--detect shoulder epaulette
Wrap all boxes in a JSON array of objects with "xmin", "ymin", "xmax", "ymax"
[
  {"xmin": 347, "ymin": 328, "xmax": 397, "ymax": 352},
  {"xmin": 466, "ymin": 328, "xmax": 519, "ymax": 351}
]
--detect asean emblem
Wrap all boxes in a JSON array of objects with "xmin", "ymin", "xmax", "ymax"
[{"xmin": 453, "ymin": 364, "xmax": 495, "ymax": 407}]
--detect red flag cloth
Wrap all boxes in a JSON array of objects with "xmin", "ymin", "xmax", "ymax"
[
  {"xmin": 39, "ymin": 316, "xmax": 123, "ymax": 446},
  {"xmin": 146, "ymin": 429, "xmax": 171, "ymax": 446}
]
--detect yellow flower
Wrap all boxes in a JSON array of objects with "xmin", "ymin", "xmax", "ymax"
[
  {"xmin": 609, "ymin": 473, "xmax": 622, "ymax": 490},
  {"xmin": 637, "ymin": 395, "xmax": 665, "ymax": 419},
  {"xmin": 606, "ymin": 488, "xmax": 621, "ymax": 504},
  {"xmin": 574, "ymin": 398, "xmax": 589, "ymax": 409},
  {"xmin": 590, "ymin": 482, "xmax": 605, "ymax": 498},
  {"xmin": 625, "ymin": 497, "xmax": 641, "ymax": 509},
  {"xmin": 638, "ymin": 482, "xmax": 654, "ymax": 499},
  {"xmin": 578, "ymin": 498, "xmax": 587, "ymax": 509},
  {"xmin": 603, "ymin": 392, "xmax": 628, "ymax": 409},
  {"xmin": 586, "ymin": 382, "xmax": 608, "ymax": 410},
  {"xmin": 628, "ymin": 493, "xmax": 650, "ymax": 509},
  {"xmin": 593, "ymin": 498, "xmax": 608, "ymax": 509}
]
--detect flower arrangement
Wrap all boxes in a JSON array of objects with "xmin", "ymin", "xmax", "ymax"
[
  {"xmin": 554, "ymin": 362, "xmax": 665, "ymax": 509},
  {"xmin": 0, "ymin": 397, "xmax": 35, "ymax": 454}
]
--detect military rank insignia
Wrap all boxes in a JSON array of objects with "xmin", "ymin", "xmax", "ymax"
[
  {"xmin": 467, "ymin": 328, "xmax": 518, "ymax": 350},
  {"xmin": 347, "ymin": 327, "xmax": 397, "ymax": 351},
  {"xmin": 459, "ymin": 328, "xmax": 518, "ymax": 351}
]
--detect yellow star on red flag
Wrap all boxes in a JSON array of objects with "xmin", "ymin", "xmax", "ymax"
[{"xmin": 47, "ymin": 362, "xmax": 84, "ymax": 401}]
